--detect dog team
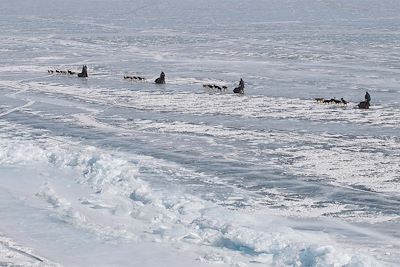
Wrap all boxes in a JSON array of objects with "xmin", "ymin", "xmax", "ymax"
[{"xmin": 48, "ymin": 65, "xmax": 371, "ymax": 108}]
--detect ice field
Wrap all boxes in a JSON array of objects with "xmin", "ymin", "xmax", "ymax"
[{"xmin": 0, "ymin": 0, "xmax": 399, "ymax": 266}]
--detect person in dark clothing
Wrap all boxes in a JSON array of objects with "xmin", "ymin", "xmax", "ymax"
[
  {"xmin": 155, "ymin": 72, "xmax": 165, "ymax": 84},
  {"xmin": 78, "ymin": 65, "xmax": 88, "ymax": 78},
  {"xmin": 365, "ymin": 91, "xmax": 371, "ymax": 103},
  {"xmin": 233, "ymin": 78, "xmax": 244, "ymax": 94}
]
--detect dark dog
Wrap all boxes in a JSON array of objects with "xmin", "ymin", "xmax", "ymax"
[
  {"xmin": 321, "ymin": 98, "xmax": 346, "ymax": 104},
  {"xmin": 203, "ymin": 84, "xmax": 228, "ymax": 91},
  {"xmin": 203, "ymin": 84, "xmax": 213, "ymax": 89},
  {"xmin": 124, "ymin": 75, "xmax": 146, "ymax": 81},
  {"xmin": 323, "ymin": 98, "xmax": 336, "ymax": 104},
  {"xmin": 48, "ymin": 69, "xmax": 77, "ymax": 75}
]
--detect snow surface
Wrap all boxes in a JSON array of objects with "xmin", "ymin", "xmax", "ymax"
[{"xmin": 0, "ymin": 0, "xmax": 399, "ymax": 266}]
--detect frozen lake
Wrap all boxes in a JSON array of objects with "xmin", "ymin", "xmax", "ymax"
[{"xmin": 0, "ymin": 0, "xmax": 399, "ymax": 266}]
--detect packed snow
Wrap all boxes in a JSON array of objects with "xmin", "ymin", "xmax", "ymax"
[{"xmin": 0, "ymin": 0, "xmax": 399, "ymax": 266}]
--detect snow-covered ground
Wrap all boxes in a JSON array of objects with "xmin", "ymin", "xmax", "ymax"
[{"xmin": 1, "ymin": 0, "xmax": 399, "ymax": 266}]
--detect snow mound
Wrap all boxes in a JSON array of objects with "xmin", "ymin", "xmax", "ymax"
[{"xmin": 0, "ymin": 131, "xmax": 383, "ymax": 267}]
